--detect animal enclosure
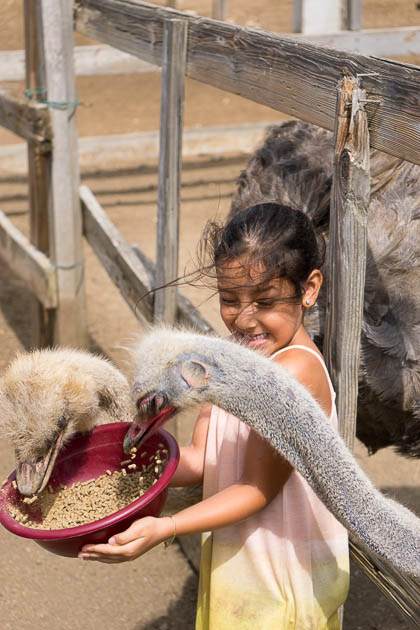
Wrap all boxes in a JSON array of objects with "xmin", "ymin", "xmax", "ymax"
[{"xmin": 0, "ymin": 0, "xmax": 419, "ymax": 627}]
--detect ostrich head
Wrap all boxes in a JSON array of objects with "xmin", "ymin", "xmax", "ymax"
[
  {"xmin": 124, "ymin": 328, "xmax": 224, "ymax": 453},
  {"xmin": 0, "ymin": 348, "xmax": 133, "ymax": 496}
]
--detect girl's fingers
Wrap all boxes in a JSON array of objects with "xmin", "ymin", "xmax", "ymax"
[{"xmin": 78, "ymin": 538, "xmax": 146, "ymax": 561}]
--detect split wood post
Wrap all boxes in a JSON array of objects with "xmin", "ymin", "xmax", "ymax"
[
  {"xmin": 323, "ymin": 75, "xmax": 370, "ymax": 451},
  {"xmin": 24, "ymin": 0, "xmax": 54, "ymax": 347},
  {"xmin": 38, "ymin": 0, "xmax": 87, "ymax": 347},
  {"xmin": 292, "ymin": 0, "xmax": 342, "ymax": 33},
  {"xmin": 213, "ymin": 0, "xmax": 228, "ymax": 21},
  {"xmin": 154, "ymin": 19, "xmax": 188, "ymax": 324}
]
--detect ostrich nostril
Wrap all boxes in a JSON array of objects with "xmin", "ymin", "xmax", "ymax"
[{"xmin": 155, "ymin": 394, "xmax": 166, "ymax": 413}]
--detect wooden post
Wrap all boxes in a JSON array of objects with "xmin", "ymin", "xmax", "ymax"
[
  {"xmin": 38, "ymin": 0, "xmax": 87, "ymax": 347},
  {"xmin": 323, "ymin": 75, "xmax": 370, "ymax": 451},
  {"xmin": 293, "ymin": 0, "xmax": 342, "ymax": 33},
  {"xmin": 345, "ymin": 0, "xmax": 363, "ymax": 31},
  {"xmin": 154, "ymin": 19, "xmax": 187, "ymax": 324},
  {"xmin": 213, "ymin": 0, "xmax": 228, "ymax": 21},
  {"xmin": 24, "ymin": 0, "xmax": 55, "ymax": 348}
]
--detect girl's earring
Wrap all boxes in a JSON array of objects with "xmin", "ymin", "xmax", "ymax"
[{"xmin": 305, "ymin": 299, "xmax": 311, "ymax": 306}]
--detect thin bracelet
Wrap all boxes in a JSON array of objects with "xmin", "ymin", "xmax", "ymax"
[{"xmin": 164, "ymin": 515, "xmax": 177, "ymax": 548}]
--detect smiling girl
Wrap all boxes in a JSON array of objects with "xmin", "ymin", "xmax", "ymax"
[{"xmin": 80, "ymin": 203, "xmax": 349, "ymax": 630}]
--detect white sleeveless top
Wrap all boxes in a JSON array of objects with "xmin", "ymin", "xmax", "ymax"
[{"xmin": 196, "ymin": 345, "xmax": 350, "ymax": 630}]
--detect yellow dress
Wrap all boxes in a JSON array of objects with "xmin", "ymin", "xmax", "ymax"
[{"xmin": 196, "ymin": 346, "xmax": 350, "ymax": 630}]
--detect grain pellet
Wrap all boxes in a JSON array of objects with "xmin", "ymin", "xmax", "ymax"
[{"xmin": 8, "ymin": 450, "xmax": 167, "ymax": 530}]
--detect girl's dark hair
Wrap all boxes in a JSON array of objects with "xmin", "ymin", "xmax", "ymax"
[{"xmin": 196, "ymin": 203, "xmax": 325, "ymax": 299}]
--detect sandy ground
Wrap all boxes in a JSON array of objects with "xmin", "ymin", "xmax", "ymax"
[{"xmin": 0, "ymin": 1, "xmax": 419, "ymax": 629}]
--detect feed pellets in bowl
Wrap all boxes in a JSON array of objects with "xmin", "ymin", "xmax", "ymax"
[{"xmin": 0, "ymin": 423, "xmax": 179, "ymax": 557}]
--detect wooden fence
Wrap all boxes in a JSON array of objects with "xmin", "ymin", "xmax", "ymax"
[{"xmin": 0, "ymin": 0, "xmax": 419, "ymax": 626}]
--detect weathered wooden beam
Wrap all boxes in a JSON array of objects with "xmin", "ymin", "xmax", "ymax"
[
  {"xmin": 40, "ymin": 0, "xmax": 87, "ymax": 346},
  {"xmin": 155, "ymin": 19, "xmax": 187, "ymax": 323},
  {"xmin": 0, "ymin": 86, "xmax": 51, "ymax": 150},
  {"xmin": 73, "ymin": 0, "xmax": 420, "ymax": 166},
  {"xmin": 321, "ymin": 76, "xmax": 420, "ymax": 626},
  {"xmin": 324, "ymin": 75, "xmax": 370, "ymax": 449},
  {"xmin": 2, "ymin": 26, "xmax": 419, "ymax": 83},
  {"xmin": 24, "ymin": 0, "xmax": 55, "ymax": 348},
  {"xmin": 0, "ymin": 210, "xmax": 57, "ymax": 309},
  {"xmin": 80, "ymin": 185, "xmax": 154, "ymax": 324}
]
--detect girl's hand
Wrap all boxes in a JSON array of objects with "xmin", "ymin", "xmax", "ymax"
[{"xmin": 77, "ymin": 516, "xmax": 173, "ymax": 563}]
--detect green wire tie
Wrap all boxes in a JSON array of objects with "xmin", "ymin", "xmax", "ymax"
[
  {"xmin": 51, "ymin": 261, "xmax": 84, "ymax": 271},
  {"xmin": 24, "ymin": 88, "xmax": 80, "ymax": 111}
]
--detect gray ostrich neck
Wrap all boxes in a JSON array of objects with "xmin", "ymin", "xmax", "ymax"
[{"xmin": 194, "ymin": 338, "xmax": 420, "ymax": 578}]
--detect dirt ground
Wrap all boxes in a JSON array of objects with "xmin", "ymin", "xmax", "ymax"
[{"xmin": 0, "ymin": 1, "xmax": 419, "ymax": 629}]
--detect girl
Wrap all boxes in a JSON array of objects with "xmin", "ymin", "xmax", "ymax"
[{"xmin": 79, "ymin": 203, "xmax": 350, "ymax": 630}]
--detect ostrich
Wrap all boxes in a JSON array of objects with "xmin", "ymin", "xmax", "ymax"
[
  {"xmin": 0, "ymin": 348, "xmax": 133, "ymax": 496},
  {"xmin": 229, "ymin": 120, "xmax": 420, "ymax": 458},
  {"xmin": 122, "ymin": 327, "xmax": 420, "ymax": 579}
]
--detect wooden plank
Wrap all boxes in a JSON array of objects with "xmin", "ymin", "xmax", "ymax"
[
  {"xmin": 74, "ymin": 0, "xmax": 420, "ymax": 166},
  {"xmin": 0, "ymin": 86, "xmax": 51, "ymax": 149},
  {"xmin": 154, "ymin": 20, "xmax": 187, "ymax": 323},
  {"xmin": 293, "ymin": 0, "xmax": 342, "ymax": 34},
  {"xmin": 324, "ymin": 75, "xmax": 370, "ymax": 449},
  {"xmin": 0, "ymin": 210, "xmax": 57, "ymax": 308},
  {"xmin": 24, "ymin": 0, "xmax": 55, "ymax": 348},
  {"xmin": 80, "ymin": 186, "xmax": 214, "ymax": 332},
  {"xmin": 80, "ymin": 185, "xmax": 154, "ymax": 324},
  {"xmin": 321, "ymin": 76, "xmax": 420, "ymax": 625},
  {"xmin": 212, "ymin": 0, "xmax": 228, "ymax": 21},
  {"xmin": 345, "ymin": 0, "xmax": 362, "ymax": 31},
  {"xmin": 2, "ymin": 25, "xmax": 419, "ymax": 83},
  {"xmin": 40, "ymin": 0, "xmax": 87, "ymax": 346}
]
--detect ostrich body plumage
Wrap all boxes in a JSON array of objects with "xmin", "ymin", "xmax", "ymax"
[
  {"xmin": 0, "ymin": 348, "xmax": 133, "ymax": 495},
  {"xmin": 126, "ymin": 327, "xmax": 420, "ymax": 579},
  {"xmin": 230, "ymin": 120, "xmax": 420, "ymax": 458}
]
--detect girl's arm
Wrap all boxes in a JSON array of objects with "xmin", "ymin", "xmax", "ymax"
[
  {"xmin": 168, "ymin": 404, "xmax": 211, "ymax": 487},
  {"xmin": 79, "ymin": 423, "xmax": 292, "ymax": 563}
]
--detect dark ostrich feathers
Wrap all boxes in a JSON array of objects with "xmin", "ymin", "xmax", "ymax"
[{"xmin": 230, "ymin": 120, "xmax": 420, "ymax": 458}]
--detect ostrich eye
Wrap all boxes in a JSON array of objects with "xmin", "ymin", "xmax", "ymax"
[{"xmin": 181, "ymin": 360, "xmax": 209, "ymax": 387}]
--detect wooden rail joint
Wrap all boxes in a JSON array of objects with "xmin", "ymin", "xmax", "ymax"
[{"xmin": 0, "ymin": 87, "xmax": 52, "ymax": 152}]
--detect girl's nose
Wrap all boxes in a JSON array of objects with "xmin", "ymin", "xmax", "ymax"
[{"xmin": 233, "ymin": 303, "xmax": 257, "ymax": 331}]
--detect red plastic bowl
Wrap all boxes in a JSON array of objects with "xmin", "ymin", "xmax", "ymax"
[{"xmin": 0, "ymin": 423, "xmax": 179, "ymax": 558}]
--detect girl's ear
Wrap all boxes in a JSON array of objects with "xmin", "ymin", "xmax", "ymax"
[{"xmin": 302, "ymin": 270, "xmax": 323, "ymax": 308}]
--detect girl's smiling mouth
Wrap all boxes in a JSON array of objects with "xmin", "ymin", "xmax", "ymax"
[{"xmin": 234, "ymin": 332, "xmax": 269, "ymax": 347}]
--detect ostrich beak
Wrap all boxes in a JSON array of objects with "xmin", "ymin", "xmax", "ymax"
[
  {"xmin": 16, "ymin": 415, "xmax": 69, "ymax": 496},
  {"xmin": 123, "ymin": 393, "xmax": 176, "ymax": 453}
]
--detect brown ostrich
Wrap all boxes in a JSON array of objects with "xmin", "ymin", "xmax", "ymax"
[
  {"xmin": 229, "ymin": 120, "xmax": 420, "ymax": 458},
  {"xmin": 0, "ymin": 348, "xmax": 133, "ymax": 495}
]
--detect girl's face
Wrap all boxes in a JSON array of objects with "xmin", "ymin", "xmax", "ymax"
[{"xmin": 217, "ymin": 258, "xmax": 320, "ymax": 356}]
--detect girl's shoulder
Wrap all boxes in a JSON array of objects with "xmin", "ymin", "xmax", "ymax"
[{"xmin": 272, "ymin": 345, "xmax": 333, "ymax": 417}]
